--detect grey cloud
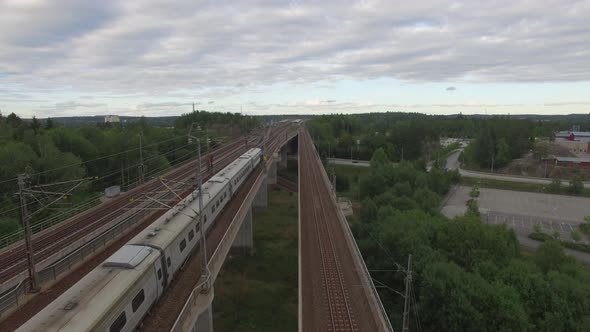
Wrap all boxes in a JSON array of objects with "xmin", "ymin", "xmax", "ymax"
[
  {"xmin": 55, "ymin": 101, "xmax": 106, "ymax": 110},
  {"xmin": 446, "ymin": 86, "xmax": 456, "ymax": 91},
  {"xmin": 0, "ymin": 0, "xmax": 589, "ymax": 107}
]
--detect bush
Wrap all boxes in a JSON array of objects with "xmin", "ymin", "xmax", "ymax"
[
  {"xmin": 569, "ymin": 176, "xmax": 583, "ymax": 195},
  {"xmin": 530, "ymin": 232, "xmax": 590, "ymax": 254},
  {"xmin": 571, "ymin": 230, "xmax": 582, "ymax": 242}
]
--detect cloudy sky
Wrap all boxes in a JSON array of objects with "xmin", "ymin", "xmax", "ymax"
[{"xmin": 0, "ymin": 0, "xmax": 589, "ymax": 117}]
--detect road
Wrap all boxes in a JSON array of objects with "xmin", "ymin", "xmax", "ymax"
[
  {"xmin": 327, "ymin": 158, "xmax": 370, "ymax": 167},
  {"xmin": 446, "ymin": 150, "xmax": 590, "ymax": 187}
]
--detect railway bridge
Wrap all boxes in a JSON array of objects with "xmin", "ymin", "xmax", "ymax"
[{"xmin": 0, "ymin": 123, "xmax": 392, "ymax": 332}]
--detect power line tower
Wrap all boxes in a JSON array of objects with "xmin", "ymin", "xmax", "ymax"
[
  {"xmin": 17, "ymin": 173, "xmax": 39, "ymax": 292},
  {"xmin": 138, "ymin": 133, "xmax": 145, "ymax": 184},
  {"xmin": 402, "ymin": 254, "xmax": 413, "ymax": 332},
  {"xmin": 16, "ymin": 172, "xmax": 91, "ymax": 292}
]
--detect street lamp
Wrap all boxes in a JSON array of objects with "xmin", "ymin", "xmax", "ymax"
[{"xmin": 188, "ymin": 122, "xmax": 210, "ymax": 290}]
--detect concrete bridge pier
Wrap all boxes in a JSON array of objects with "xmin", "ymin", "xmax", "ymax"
[
  {"xmin": 230, "ymin": 207, "xmax": 253, "ymax": 256},
  {"xmin": 195, "ymin": 303, "xmax": 214, "ymax": 332},
  {"xmin": 253, "ymin": 177, "xmax": 268, "ymax": 211},
  {"xmin": 267, "ymin": 161, "xmax": 277, "ymax": 184},
  {"xmin": 279, "ymin": 148, "xmax": 288, "ymax": 169}
]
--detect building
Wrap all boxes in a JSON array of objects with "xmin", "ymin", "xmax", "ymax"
[
  {"xmin": 546, "ymin": 156, "xmax": 590, "ymax": 169},
  {"xmin": 104, "ymin": 115, "xmax": 121, "ymax": 123},
  {"xmin": 554, "ymin": 131, "xmax": 590, "ymax": 154}
]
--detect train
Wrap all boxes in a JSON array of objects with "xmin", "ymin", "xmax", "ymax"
[{"xmin": 17, "ymin": 148, "xmax": 263, "ymax": 332}]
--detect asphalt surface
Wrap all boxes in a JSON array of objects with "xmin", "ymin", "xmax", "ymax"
[
  {"xmin": 327, "ymin": 158, "xmax": 370, "ymax": 167},
  {"xmin": 445, "ymin": 150, "xmax": 590, "ymax": 187}
]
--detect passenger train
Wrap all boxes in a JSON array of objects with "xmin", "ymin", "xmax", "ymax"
[{"xmin": 17, "ymin": 148, "xmax": 263, "ymax": 332}]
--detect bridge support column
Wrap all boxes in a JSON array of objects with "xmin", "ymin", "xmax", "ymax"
[
  {"xmin": 195, "ymin": 303, "xmax": 214, "ymax": 332},
  {"xmin": 253, "ymin": 177, "xmax": 268, "ymax": 211},
  {"xmin": 230, "ymin": 207, "xmax": 253, "ymax": 256},
  {"xmin": 268, "ymin": 161, "xmax": 277, "ymax": 185},
  {"xmin": 279, "ymin": 149, "xmax": 288, "ymax": 169}
]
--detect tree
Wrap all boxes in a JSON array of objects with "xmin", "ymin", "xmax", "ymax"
[
  {"xmin": 30, "ymin": 116, "xmax": 41, "ymax": 134},
  {"xmin": 360, "ymin": 198, "xmax": 377, "ymax": 223},
  {"xmin": 571, "ymin": 230, "xmax": 582, "ymax": 242},
  {"xmin": 469, "ymin": 186, "xmax": 480, "ymax": 198},
  {"xmin": 552, "ymin": 230, "xmax": 560, "ymax": 239},
  {"xmin": 5, "ymin": 112, "xmax": 22, "ymax": 128},
  {"xmin": 495, "ymin": 138, "xmax": 511, "ymax": 167},
  {"xmin": 569, "ymin": 176, "xmax": 583, "ymax": 195},
  {"xmin": 533, "ymin": 223, "xmax": 542, "ymax": 233},
  {"xmin": 45, "ymin": 118, "xmax": 54, "ymax": 129},
  {"xmin": 534, "ymin": 240, "xmax": 572, "ymax": 273},
  {"xmin": 369, "ymin": 147, "xmax": 389, "ymax": 168}
]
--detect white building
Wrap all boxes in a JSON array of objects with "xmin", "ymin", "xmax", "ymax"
[{"xmin": 104, "ymin": 115, "xmax": 121, "ymax": 123}]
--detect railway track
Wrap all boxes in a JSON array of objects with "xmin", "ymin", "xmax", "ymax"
[
  {"xmin": 300, "ymin": 131, "xmax": 357, "ymax": 331},
  {"xmin": 0, "ymin": 135, "xmax": 259, "ymax": 284}
]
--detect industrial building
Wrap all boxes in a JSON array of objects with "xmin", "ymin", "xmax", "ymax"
[{"xmin": 554, "ymin": 131, "xmax": 590, "ymax": 154}]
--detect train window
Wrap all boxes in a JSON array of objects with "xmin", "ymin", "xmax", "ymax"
[
  {"xmin": 167, "ymin": 257, "xmax": 171, "ymax": 267},
  {"xmin": 132, "ymin": 289, "xmax": 145, "ymax": 313},
  {"xmin": 110, "ymin": 312, "xmax": 126, "ymax": 332},
  {"xmin": 157, "ymin": 269, "xmax": 162, "ymax": 280},
  {"xmin": 188, "ymin": 230, "xmax": 194, "ymax": 241},
  {"xmin": 180, "ymin": 239, "xmax": 187, "ymax": 252}
]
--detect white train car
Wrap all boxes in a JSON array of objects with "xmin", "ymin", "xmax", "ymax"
[{"xmin": 17, "ymin": 148, "xmax": 262, "ymax": 332}]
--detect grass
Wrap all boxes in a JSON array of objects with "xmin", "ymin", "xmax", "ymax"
[
  {"xmin": 212, "ymin": 188, "xmax": 298, "ymax": 332},
  {"xmin": 460, "ymin": 176, "xmax": 590, "ymax": 198}
]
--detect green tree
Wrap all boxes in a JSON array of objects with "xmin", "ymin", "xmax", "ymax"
[
  {"xmin": 369, "ymin": 147, "xmax": 389, "ymax": 168},
  {"xmin": 571, "ymin": 230, "xmax": 582, "ymax": 242},
  {"xmin": 534, "ymin": 241, "xmax": 572, "ymax": 273},
  {"xmin": 569, "ymin": 176, "xmax": 583, "ymax": 195},
  {"xmin": 360, "ymin": 198, "xmax": 377, "ymax": 223},
  {"xmin": 534, "ymin": 223, "xmax": 542, "ymax": 233},
  {"xmin": 495, "ymin": 137, "xmax": 511, "ymax": 167}
]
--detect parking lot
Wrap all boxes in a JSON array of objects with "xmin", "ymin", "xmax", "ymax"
[{"xmin": 442, "ymin": 186, "xmax": 590, "ymax": 242}]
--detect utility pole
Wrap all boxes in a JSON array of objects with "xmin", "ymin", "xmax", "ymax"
[
  {"xmin": 17, "ymin": 174, "xmax": 40, "ymax": 292},
  {"xmin": 402, "ymin": 254, "xmax": 413, "ymax": 332},
  {"xmin": 196, "ymin": 137, "xmax": 209, "ymax": 290},
  {"xmin": 138, "ymin": 133, "xmax": 145, "ymax": 184},
  {"xmin": 188, "ymin": 123, "xmax": 209, "ymax": 291}
]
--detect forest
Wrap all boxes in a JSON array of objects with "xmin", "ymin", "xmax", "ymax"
[
  {"xmin": 306, "ymin": 112, "xmax": 584, "ymax": 168},
  {"xmin": 308, "ymin": 112, "xmax": 590, "ymax": 331},
  {"xmin": 0, "ymin": 110, "xmax": 259, "ymax": 239},
  {"xmin": 342, "ymin": 150, "xmax": 590, "ymax": 331}
]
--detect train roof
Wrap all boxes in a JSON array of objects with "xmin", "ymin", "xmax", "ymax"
[
  {"xmin": 129, "ymin": 148, "xmax": 260, "ymax": 250},
  {"xmin": 17, "ymin": 245, "xmax": 159, "ymax": 332}
]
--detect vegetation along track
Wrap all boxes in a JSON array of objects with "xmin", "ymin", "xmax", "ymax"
[{"xmin": 0, "ymin": 136, "xmax": 257, "ymax": 284}]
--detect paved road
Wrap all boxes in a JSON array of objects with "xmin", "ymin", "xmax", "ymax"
[
  {"xmin": 327, "ymin": 158, "xmax": 370, "ymax": 167},
  {"xmin": 446, "ymin": 151, "xmax": 590, "ymax": 188}
]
